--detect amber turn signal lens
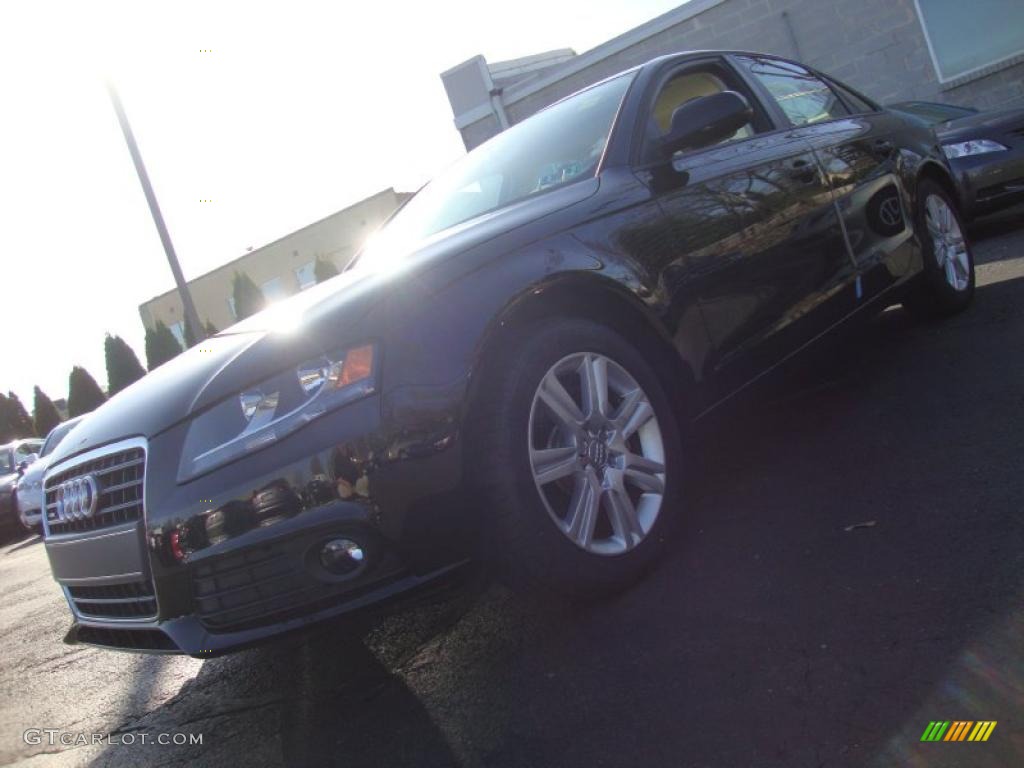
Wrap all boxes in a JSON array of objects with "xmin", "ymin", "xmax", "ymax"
[{"xmin": 336, "ymin": 344, "xmax": 374, "ymax": 388}]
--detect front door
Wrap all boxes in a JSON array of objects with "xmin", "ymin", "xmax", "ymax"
[{"xmin": 634, "ymin": 57, "xmax": 856, "ymax": 405}]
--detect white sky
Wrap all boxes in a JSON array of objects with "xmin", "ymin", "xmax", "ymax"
[{"xmin": 1, "ymin": 0, "xmax": 683, "ymax": 410}]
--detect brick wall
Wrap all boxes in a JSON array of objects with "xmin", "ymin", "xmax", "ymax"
[{"xmin": 463, "ymin": 0, "xmax": 1023, "ymax": 146}]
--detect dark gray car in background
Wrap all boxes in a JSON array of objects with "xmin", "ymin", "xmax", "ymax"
[{"xmin": 889, "ymin": 101, "xmax": 1024, "ymax": 219}]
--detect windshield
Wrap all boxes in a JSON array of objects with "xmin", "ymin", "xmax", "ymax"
[
  {"xmin": 892, "ymin": 102, "xmax": 977, "ymax": 125},
  {"xmin": 372, "ymin": 72, "xmax": 634, "ymax": 251},
  {"xmin": 41, "ymin": 420, "xmax": 77, "ymax": 457}
]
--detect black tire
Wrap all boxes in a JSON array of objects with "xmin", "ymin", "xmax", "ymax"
[
  {"xmin": 904, "ymin": 178, "xmax": 975, "ymax": 318},
  {"xmin": 468, "ymin": 318, "xmax": 684, "ymax": 597}
]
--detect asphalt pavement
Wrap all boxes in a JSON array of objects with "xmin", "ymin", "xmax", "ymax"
[{"xmin": 2, "ymin": 207, "xmax": 1023, "ymax": 768}]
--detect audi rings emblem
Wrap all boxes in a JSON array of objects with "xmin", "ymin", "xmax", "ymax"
[
  {"xmin": 55, "ymin": 475, "xmax": 100, "ymax": 522},
  {"xmin": 878, "ymin": 196, "xmax": 903, "ymax": 228}
]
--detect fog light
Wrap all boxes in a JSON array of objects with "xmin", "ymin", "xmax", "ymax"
[{"xmin": 319, "ymin": 538, "xmax": 365, "ymax": 575}]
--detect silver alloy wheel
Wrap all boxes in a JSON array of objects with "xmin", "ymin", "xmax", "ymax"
[
  {"xmin": 924, "ymin": 194, "xmax": 970, "ymax": 292},
  {"xmin": 528, "ymin": 352, "xmax": 667, "ymax": 556}
]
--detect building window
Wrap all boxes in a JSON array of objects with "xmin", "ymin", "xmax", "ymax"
[
  {"xmin": 915, "ymin": 0, "xmax": 1024, "ymax": 82},
  {"xmin": 169, "ymin": 321, "xmax": 186, "ymax": 347},
  {"xmin": 294, "ymin": 261, "xmax": 316, "ymax": 290},
  {"xmin": 261, "ymin": 277, "xmax": 288, "ymax": 303}
]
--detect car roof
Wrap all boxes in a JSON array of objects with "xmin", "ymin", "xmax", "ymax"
[{"xmin": 537, "ymin": 49, "xmax": 797, "ymax": 114}]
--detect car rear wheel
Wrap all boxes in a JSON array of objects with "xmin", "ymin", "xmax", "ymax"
[
  {"xmin": 904, "ymin": 178, "xmax": 975, "ymax": 318},
  {"xmin": 470, "ymin": 318, "xmax": 683, "ymax": 596}
]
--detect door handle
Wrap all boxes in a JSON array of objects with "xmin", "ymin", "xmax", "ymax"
[{"xmin": 785, "ymin": 158, "xmax": 818, "ymax": 183}]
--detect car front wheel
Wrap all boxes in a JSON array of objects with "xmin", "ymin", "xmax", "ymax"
[
  {"xmin": 470, "ymin": 318, "xmax": 683, "ymax": 596},
  {"xmin": 904, "ymin": 178, "xmax": 975, "ymax": 318}
]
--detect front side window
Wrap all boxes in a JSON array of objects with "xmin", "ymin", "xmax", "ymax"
[
  {"xmin": 916, "ymin": 0, "xmax": 1024, "ymax": 82},
  {"xmin": 651, "ymin": 69, "xmax": 757, "ymax": 141},
  {"xmin": 367, "ymin": 72, "xmax": 635, "ymax": 252},
  {"xmin": 0, "ymin": 450, "xmax": 11, "ymax": 474},
  {"xmin": 743, "ymin": 57, "xmax": 849, "ymax": 127}
]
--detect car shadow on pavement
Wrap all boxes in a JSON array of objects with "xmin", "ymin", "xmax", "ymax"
[
  {"xmin": 85, "ymin": 589, "xmax": 475, "ymax": 767},
  {"xmin": 4, "ymin": 534, "xmax": 43, "ymax": 555},
  {"xmin": 88, "ymin": 275, "xmax": 1024, "ymax": 768}
]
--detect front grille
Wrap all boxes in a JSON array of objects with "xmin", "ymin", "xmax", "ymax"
[
  {"xmin": 75, "ymin": 625, "xmax": 177, "ymax": 652},
  {"xmin": 45, "ymin": 447, "xmax": 145, "ymax": 535},
  {"xmin": 67, "ymin": 579, "xmax": 158, "ymax": 620}
]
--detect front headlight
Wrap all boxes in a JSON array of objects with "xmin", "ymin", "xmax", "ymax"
[
  {"xmin": 941, "ymin": 139, "xmax": 1008, "ymax": 159},
  {"xmin": 177, "ymin": 343, "xmax": 376, "ymax": 482}
]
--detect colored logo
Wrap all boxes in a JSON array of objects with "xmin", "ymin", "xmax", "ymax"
[{"xmin": 920, "ymin": 721, "xmax": 997, "ymax": 742}]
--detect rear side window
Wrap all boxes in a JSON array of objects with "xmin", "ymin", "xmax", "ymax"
[
  {"xmin": 830, "ymin": 80, "xmax": 878, "ymax": 114},
  {"xmin": 741, "ymin": 57, "xmax": 849, "ymax": 126}
]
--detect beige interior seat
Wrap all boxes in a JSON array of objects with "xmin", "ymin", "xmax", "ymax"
[{"xmin": 652, "ymin": 71, "xmax": 753, "ymax": 140}]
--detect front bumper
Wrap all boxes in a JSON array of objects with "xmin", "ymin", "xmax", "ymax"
[
  {"xmin": 950, "ymin": 145, "xmax": 1024, "ymax": 219},
  {"xmin": 63, "ymin": 559, "xmax": 468, "ymax": 657},
  {"xmin": 45, "ymin": 392, "xmax": 467, "ymax": 656}
]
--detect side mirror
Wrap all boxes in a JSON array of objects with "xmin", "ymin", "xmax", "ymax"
[{"xmin": 660, "ymin": 90, "xmax": 754, "ymax": 156}]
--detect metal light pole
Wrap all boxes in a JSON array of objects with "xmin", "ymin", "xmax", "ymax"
[{"xmin": 107, "ymin": 82, "xmax": 204, "ymax": 345}]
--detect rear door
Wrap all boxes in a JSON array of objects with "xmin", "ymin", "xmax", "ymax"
[
  {"xmin": 736, "ymin": 56, "xmax": 918, "ymax": 298},
  {"xmin": 632, "ymin": 56, "xmax": 857, "ymax": 403}
]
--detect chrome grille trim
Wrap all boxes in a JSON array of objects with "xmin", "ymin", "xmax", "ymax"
[
  {"xmin": 65, "ymin": 579, "xmax": 158, "ymax": 620},
  {"xmin": 43, "ymin": 439, "xmax": 147, "ymax": 536},
  {"xmin": 43, "ymin": 437, "xmax": 158, "ymax": 623}
]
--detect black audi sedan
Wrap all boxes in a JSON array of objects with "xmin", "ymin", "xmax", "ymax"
[
  {"xmin": 889, "ymin": 100, "xmax": 1024, "ymax": 219},
  {"xmin": 43, "ymin": 51, "xmax": 973, "ymax": 655}
]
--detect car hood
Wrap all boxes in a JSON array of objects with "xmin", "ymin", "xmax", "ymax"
[
  {"xmin": 935, "ymin": 108, "xmax": 1024, "ymax": 140},
  {"xmin": 47, "ymin": 179, "xmax": 599, "ymax": 468}
]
